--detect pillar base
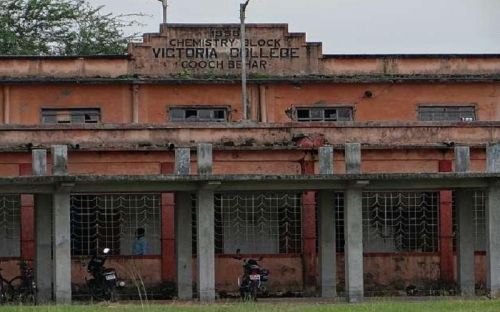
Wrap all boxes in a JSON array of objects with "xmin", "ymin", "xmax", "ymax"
[{"xmin": 347, "ymin": 293, "xmax": 364, "ymax": 303}]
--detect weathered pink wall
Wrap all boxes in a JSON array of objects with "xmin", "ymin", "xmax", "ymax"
[
  {"xmin": 2, "ymin": 82, "xmax": 499, "ymax": 125},
  {"xmin": 0, "ymin": 254, "xmax": 487, "ymax": 293},
  {"xmin": 0, "ymin": 149, "xmax": 488, "ymax": 178}
]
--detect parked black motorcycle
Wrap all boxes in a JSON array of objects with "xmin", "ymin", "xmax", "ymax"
[
  {"xmin": 235, "ymin": 249, "xmax": 269, "ymax": 301},
  {"xmin": 4, "ymin": 261, "xmax": 37, "ymax": 305},
  {"xmin": 86, "ymin": 248, "xmax": 124, "ymax": 302}
]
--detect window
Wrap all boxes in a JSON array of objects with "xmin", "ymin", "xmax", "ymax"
[
  {"xmin": 0, "ymin": 195, "xmax": 20, "ymax": 257},
  {"xmin": 214, "ymin": 193, "xmax": 303, "ymax": 254},
  {"xmin": 192, "ymin": 192, "xmax": 303, "ymax": 255},
  {"xmin": 452, "ymin": 191, "xmax": 486, "ymax": 251},
  {"xmin": 70, "ymin": 194, "xmax": 161, "ymax": 256},
  {"xmin": 418, "ymin": 106, "xmax": 476, "ymax": 121},
  {"xmin": 169, "ymin": 107, "xmax": 228, "ymax": 122},
  {"xmin": 293, "ymin": 106, "xmax": 353, "ymax": 122},
  {"xmin": 363, "ymin": 192, "xmax": 439, "ymax": 252},
  {"xmin": 315, "ymin": 192, "xmax": 345, "ymax": 252},
  {"xmin": 42, "ymin": 108, "xmax": 101, "ymax": 124}
]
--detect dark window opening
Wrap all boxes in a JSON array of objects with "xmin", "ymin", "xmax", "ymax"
[
  {"xmin": 296, "ymin": 109, "xmax": 310, "ymax": 120},
  {"xmin": 185, "ymin": 110, "xmax": 198, "ymax": 119},
  {"xmin": 169, "ymin": 107, "xmax": 229, "ymax": 122},
  {"xmin": 294, "ymin": 106, "xmax": 353, "ymax": 122},
  {"xmin": 42, "ymin": 108, "xmax": 101, "ymax": 124}
]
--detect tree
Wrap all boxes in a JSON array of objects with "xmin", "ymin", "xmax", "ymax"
[{"xmin": 0, "ymin": 0, "xmax": 139, "ymax": 56}]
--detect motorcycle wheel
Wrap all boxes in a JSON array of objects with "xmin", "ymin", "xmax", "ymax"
[
  {"xmin": 242, "ymin": 290, "xmax": 252, "ymax": 301},
  {"xmin": 250, "ymin": 281, "xmax": 258, "ymax": 301},
  {"xmin": 88, "ymin": 279, "xmax": 104, "ymax": 302},
  {"xmin": 107, "ymin": 285, "xmax": 118, "ymax": 303},
  {"xmin": 4, "ymin": 282, "xmax": 16, "ymax": 303}
]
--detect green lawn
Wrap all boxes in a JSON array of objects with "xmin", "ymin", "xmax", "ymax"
[{"xmin": 1, "ymin": 300, "xmax": 500, "ymax": 312}]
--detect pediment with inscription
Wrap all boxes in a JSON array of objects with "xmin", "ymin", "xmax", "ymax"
[{"xmin": 129, "ymin": 24, "xmax": 323, "ymax": 77}]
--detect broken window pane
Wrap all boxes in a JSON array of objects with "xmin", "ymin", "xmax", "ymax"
[
  {"xmin": 324, "ymin": 109, "xmax": 337, "ymax": 121},
  {"xmin": 296, "ymin": 109, "xmax": 310, "ymax": 120},
  {"xmin": 169, "ymin": 107, "xmax": 229, "ymax": 122},
  {"xmin": 42, "ymin": 108, "xmax": 101, "ymax": 124},
  {"xmin": 295, "ymin": 106, "xmax": 354, "ymax": 122}
]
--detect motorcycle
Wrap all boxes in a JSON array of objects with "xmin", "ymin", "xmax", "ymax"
[
  {"xmin": 5, "ymin": 261, "xmax": 37, "ymax": 305},
  {"xmin": 86, "ymin": 248, "xmax": 125, "ymax": 302},
  {"xmin": 234, "ymin": 249, "xmax": 269, "ymax": 301}
]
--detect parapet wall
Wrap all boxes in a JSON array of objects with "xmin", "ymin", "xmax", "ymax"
[{"xmin": 1, "ymin": 24, "xmax": 499, "ymax": 80}]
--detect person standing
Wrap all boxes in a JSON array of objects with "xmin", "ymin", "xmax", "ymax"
[{"xmin": 133, "ymin": 228, "xmax": 148, "ymax": 255}]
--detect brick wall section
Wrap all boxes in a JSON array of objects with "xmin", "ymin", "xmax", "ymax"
[
  {"xmin": 438, "ymin": 160, "xmax": 454, "ymax": 283},
  {"xmin": 161, "ymin": 162, "xmax": 176, "ymax": 282},
  {"xmin": 19, "ymin": 163, "xmax": 34, "ymax": 260}
]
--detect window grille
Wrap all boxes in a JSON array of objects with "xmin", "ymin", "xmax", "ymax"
[
  {"xmin": 70, "ymin": 194, "xmax": 161, "ymax": 256},
  {"xmin": 41, "ymin": 108, "xmax": 101, "ymax": 124},
  {"xmin": 214, "ymin": 193, "xmax": 302, "ymax": 254},
  {"xmin": 473, "ymin": 191, "xmax": 486, "ymax": 251},
  {"xmin": 315, "ymin": 192, "xmax": 345, "ymax": 252},
  {"xmin": 0, "ymin": 195, "xmax": 20, "ymax": 257},
  {"xmin": 334, "ymin": 193, "xmax": 345, "ymax": 252},
  {"xmin": 418, "ymin": 106, "xmax": 476, "ymax": 121},
  {"xmin": 294, "ymin": 106, "xmax": 353, "ymax": 122},
  {"xmin": 169, "ymin": 107, "xmax": 228, "ymax": 122},
  {"xmin": 452, "ymin": 191, "xmax": 486, "ymax": 251},
  {"xmin": 192, "ymin": 192, "xmax": 303, "ymax": 255},
  {"xmin": 362, "ymin": 192, "xmax": 439, "ymax": 252}
]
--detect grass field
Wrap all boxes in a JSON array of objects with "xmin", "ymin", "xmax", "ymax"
[{"xmin": 1, "ymin": 300, "xmax": 500, "ymax": 312}]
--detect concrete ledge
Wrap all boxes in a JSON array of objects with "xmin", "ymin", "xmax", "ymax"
[
  {"xmin": 0, "ymin": 172, "xmax": 497, "ymax": 194},
  {"xmin": 1, "ymin": 74, "xmax": 500, "ymax": 84},
  {"xmin": 0, "ymin": 122, "xmax": 498, "ymax": 151}
]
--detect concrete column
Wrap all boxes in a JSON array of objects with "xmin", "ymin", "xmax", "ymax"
[
  {"xmin": 52, "ymin": 188, "xmax": 72, "ymax": 304},
  {"xmin": 319, "ymin": 146, "xmax": 334, "ymax": 175},
  {"xmin": 344, "ymin": 187, "xmax": 364, "ymax": 302},
  {"xmin": 32, "ymin": 149, "xmax": 52, "ymax": 303},
  {"xmin": 486, "ymin": 143, "xmax": 500, "ymax": 297},
  {"xmin": 32, "ymin": 149, "xmax": 47, "ymax": 176},
  {"xmin": 345, "ymin": 143, "xmax": 361, "ymax": 174},
  {"xmin": 456, "ymin": 190, "xmax": 475, "ymax": 296},
  {"xmin": 487, "ymin": 144, "xmax": 500, "ymax": 173},
  {"xmin": 35, "ymin": 195, "xmax": 53, "ymax": 303},
  {"xmin": 486, "ymin": 183, "xmax": 500, "ymax": 298},
  {"xmin": 318, "ymin": 190, "xmax": 336, "ymax": 298},
  {"xmin": 175, "ymin": 192, "xmax": 193, "ymax": 299},
  {"xmin": 454, "ymin": 146, "xmax": 475, "ymax": 296},
  {"xmin": 175, "ymin": 148, "xmax": 191, "ymax": 175},
  {"xmin": 195, "ymin": 144, "xmax": 215, "ymax": 300},
  {"xmin": 196, "ymin": 189, "xmax": 215, "ymax": 301},
  {"xmin": 50, "ymin": 146, "xmax": 72, "ymax": 303},
  {"xmin": 455, "ymin": 146, "xmax": 471, "ymax": 173},
  {"xmin": 175, "ymin": 147, "xmax": 193, "ymax": 299},
  {"xmin": 51, "ymin": 145, "xmax": 67, "ymax": 176},
  {"xmin": 197, "ymin": 144, "xmax": 213, "ymax": 176}
]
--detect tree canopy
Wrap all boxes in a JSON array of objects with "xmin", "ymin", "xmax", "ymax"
[{"xmin": 0, "ymin": 0, "xmax": 138, "ymax": 56}]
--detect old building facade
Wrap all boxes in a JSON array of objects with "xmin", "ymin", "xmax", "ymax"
[{"xmin": 1, "ymin": 23, "xmax": 500, "ymax": 303}]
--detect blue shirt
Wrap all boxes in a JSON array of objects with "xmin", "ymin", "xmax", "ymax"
[{"xmin": 133, "ymin": 237, "xmax": 148, "ymax": 255}]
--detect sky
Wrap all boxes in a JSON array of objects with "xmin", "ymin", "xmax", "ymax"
[{"xmin": 87, "ymin": 0, "xmax": 500, "ymax": 55}]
